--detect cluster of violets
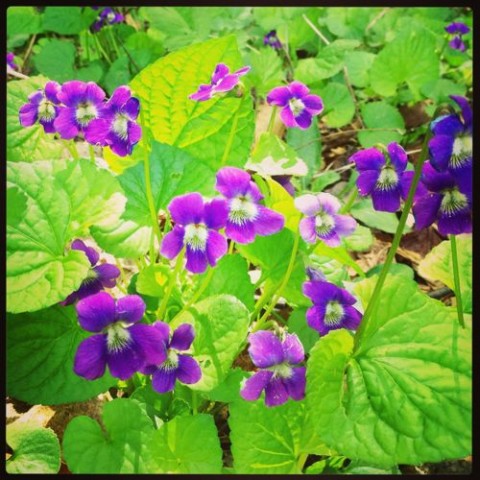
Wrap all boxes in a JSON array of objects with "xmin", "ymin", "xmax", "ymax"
[
  {"xmin": 19, "ymin": 81, "xmax": 141, "ymax": 157},
  {"xmin": 90, "ymin": 7, "xmax": 124, "ymax": 32},
  {"xmin": 445, "ymin": 21, "xmax": 470, "ymax": 52}
]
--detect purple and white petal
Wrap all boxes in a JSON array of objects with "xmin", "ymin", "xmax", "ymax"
[
  {"xmin": 71, "ymin": 239, "xmax": 99, "ymax": 266},
  {"xmin": 185, "ymin": 247, "xmax": 208, "ymax": 274},
  {"xmin": 233, "ymin": 65, "xmax": 251, "ymax": 76},
  {"xmin": 107, "ymin": 341, "xmax": 145, "ymax": 380},
  {"xmin": 349, "ymin": 148, "xmax": 385, "ymax": 171},
  {"xmin": 19, "ymin": 103, "xmax": 38, "ymax": 127},
  {"xmin": 333, "ymin": 214, "xmax": 357, "ymax": 236},
  {"xmin": 266, "ymin": 86, "xmax": 291, "ymax": 107},
  {"xmin": 215, "ymin": 167, "xmax": 252, "ymax": 198},
  {"xmin": 248, "ymin": 330, "xmax": 284, "ymax": 368},
  {"xmin": 214, "ymin": 74, "xmax": 239, "ymax": 93},
  {"xmin": 168, "ymin": 192, "xmax": 204, "ymax": 225},
  {"xmin": 299, "ymin": 216, "xmax": 317, "ymax": 243},
  {"xmin": 264, "ymin": 377, "xmax": 289, "ymax": 407},
  {"xmin": 294, "ymin": 194, "xmax": 320, "ymax": 216},
  {"xmin": 284, "ymin": 367, "xmax": 306, "ymax": 401},
  {"xmin": 437, "ymin": 207, "xmax": 471, "ymax": 236},
  {"xmin": 84, "ymin": 119, "xmax": 110, "ymax": 146},
  {"xmin": 129, "ymin": 323, "xmax": 168, "ymax": 366},
  {"xmin": 387, "ymin": 142, "xmax": 408, "ymax": 173},
  {"xmin": 152, "ymin": 321, "xmax": 171, "ymax": 343},
  {"xmin": 170, "ymin": 323, "xmax": 195, "ymax": 351},
  {"xmin": 211, "ymin": 63, "xmax": 230, "ymax": 84},
  {"xmin": 342, "ymin": 306, "xmax": 363, "ymax": 331},
  {"xmin": 281, "ymin": 333, "xmax": 304, "ymax": 365},
  {"xmin": 318, "ymin": 230, "xmax": 341, "ymax": 247},
  {"xmin": 76, "ymin": 292, "xmax": 116, "ymax": 332},
  {"xmin": 294, "ymin": 110, "xmax": 313, "ymax": 129},
  {"xmin": 306, "ymin": 305, "xmax": 328, "ymax": 335},
  {"xmin": 152, "ymin": 366, "xmax": 177, "ymax": 393},
  {"xmin": 57, "ymin": 81, "xmax": 87, "ymax": 107},
  {"xmin": 115, "ymin": 295, "xmax": 146, "ymax": 324},
  {"xmin": 371, "ymin": 187, "xmax": 401, "ymax": 212},
  {"xmin": 53, "ymin": 108, "xmax": 80, "ymax": 139},
  {"xmin": 189, "ymin": 85, "xmax": 214, "ymax": 102},
  {"xmin": 225, "ymin": 220, "xmax": 256, "ymax": 244},
  {"xmin": 400, "ymin": 171, "xmax": 428, "ymax": 201},
  {"xmin": 288, "ymin": 81, "xmax": 310, "ymax": 98},
  {"xmin": 206, "ymin": 230, "xmax": 228, "ymax": 267},
  {"xmin": 317, "ymin": 192, "xmax": 341, "ymax": 215},
  {"xmin": 85, "ymin": 81, "xmax": 106, "ymax": 104},
  {"xmin": 124, "ymin": 97, "xmax": 140, "ymax": 120},
  {"xmin": 430, "ymin": 114, "xmax": 463, "ymax": 136},
  {"xmin": 204, "ymin": 198, "xmax": 229, "ymax": 230},
  {"xmin": 176, "ymin": 354, "xmax": 202, "ymax": 384},
  {"xmin": 108, "ymin": 86, "xmax": 131, "ymax": 109},
  {"xmin": 73, "ymin": 334, "xmax": 107, "ymax": 380},
  {"xmin": 254, "ymin": 207, "xmax": 285, "ymax": 236},
  {"xmin": 44, "ymin": 81, "xmax": 61, "ymax": 103},
  {"xmin": 127, "ymin": 121, "xmax": 142, "ymax": 144},
  {"xmin": 302, "ymin": 94, "xmax": 324, "ymax": 114},
  {"xmin": 421, "ymin": 162, "xmax": 455, "ymax": 192},
  {"xmin": 280, "ymin": 106, "xmax": 297, "ymax": 128},
  {"xmin": 160, "ymin": 226, "xmax": 185, "ymax": 260},
  {"xmin": 450, "ymin": 95, "xmax": 472, "ymax": 129},
  {"xmin": 240, "ymin": 370, "xmax": 274, "ymax": 401}
]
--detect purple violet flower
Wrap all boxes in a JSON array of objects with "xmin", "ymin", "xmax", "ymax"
[
  {"xmin": 349, "ymin": 142, "xmax": 413, "ymax": 212},
  {"xmin": 264, "ymin": 30, "xmax": 282, "ymax": 49},
  {"xmin": 294, "ymin": 192, "xmax": 357, "ymax": 247},
  {"xmin": 240, "ymin": 331, "xmax": 305, "ymax": 407},
  {"xmin": 189, "ymin": 63, "xmax": 251, "ymax": 102},
  {"xmin": 7, "ymin": 52, "xmax": 17, "ymax": 70},
  {"xmin": 84, "ymin": 86, "xmax": 142, "ymax": 156},
  {"xmin": 445, "ymin": 22, "xmax": 470, "ymax": 52},
  {"xmin": 74, "ymin": 292, "xmax": 167, "ymax": 380},
  {"xmin": 215, "ymin": 167, "xmax": 285, "ymax": 244},
  {"xmin": 53, "ymin": 80, "xmax": 106, "ymax": 140},
  {"xmin": 303, "ymin": 280, "xmax": 362, "ymax": 336},
  {"xmin": 266, "ymin": 81, "xmax": 324, "ymax": 130},
  {"xmin": 91, "ymin": 7, "xmax": 124, "ymax": 32},
  {"xmin": 160, "ymin": 192, "xmax": 229, "ymax": 274},
  {"xmin": 428, "ymin": 95, "xmax": 472, "ymax": 180},
  {"xmin": 272, "ymin": 175, "xmax": 295, "ymax": 196},
  {"xmin": 62, "ymin": 239, "xmax": 120, "ymax": 305},
  {"xmin": 412, "ymin": 161, "xmax": 472, "ymax": 236},
  {"xmin": 140, "ymin": 322, "xmax": 202, "ymax": 393},
  {"xmin": 19, "ymin": 81, "xmax": 61, "ymax": 134}
]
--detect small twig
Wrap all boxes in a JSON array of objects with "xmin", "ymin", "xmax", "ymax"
[
  {"xmin": 303, "ymin": 14, "xmax": 330, "ymax": 46},
  {"xmin": 7, "ymin": 66, "xmax": 29, "ymax": 79},
  {"xmin": 21, "ymin": 34, "xmax": 37, "ymax": 73},
  {"xmin": 366, "ymin": 8, "xmax": 390, "ymax": 31},
  {"xmin": 406, "ymin": 148, "xmax": 422, "ymax": 155},
  {"xmin": 312, "ymin": 163, "xmax": 354, "ymax": 178}
]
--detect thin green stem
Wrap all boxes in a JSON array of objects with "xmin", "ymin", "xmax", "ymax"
[
  {"xmin": 354, "ymin": 131, "xmax": 432, "ymax": 348},
  {"xmin": 148, "ymin": 228, "xmax": 156, "ymax": 265},
  {"xmin": 84, "ymin": 30, "xmax": 91, "ymax": 63},
  {"xmin": 63, "ymin": 140, "xmax": 79, "ymax": 160},
  {"xmin": 88, "ymin": 144, "xmax": 96, "ymax": 163},
  {"xmin": 253, "ymin": 232, "xmax": 300, "ymax": 331},
  {"xmin": 92, "ymin": 32, "xmax": 112, "ymax": 65},
  {"xmin": 339, "ymin": 188, "xmax": 358, "ymax": 214},
  {"xmin": 106, "ymin": 27, "xmax": 121, "ymax": 58},
  {"xmin": 192, "ymin": 391, "xmax": 198, "ymax": 415},
  {"xmin": 296, "ymin": 453, "xmax": 309, "ymax": 473},
  {"xmin": 450, "ymin": 235, "xmax": 465, "ymax": 328},
  {"xmin": 157, "ymin": 249, "xmax": 185, "ymax": 320},
  {"xmin": 250, "ymin": 286, "xmax": 272, "ymax": 321},
  {"xmin": 221, "ymin": 100, "xmax": 242, "ymax": 166},
  {"xmin": 267, "ymin": 106, "xmax": 278, "ymax": 134},
  {"xmin": 228, "ymin": 241, "xmax": 235, "ymax": 255}
]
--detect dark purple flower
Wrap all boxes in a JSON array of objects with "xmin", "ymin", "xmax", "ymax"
[
  {"xmin": 62, "ymin": 239, "xmax": 120, "ymax": 305},
  {"xmin": 412, "ymin": 161, "xmax": 472, "ymax": 236},
  {"xmin": 189, "ymin": 63, "xmax": 250, "ymax": 102},
  {"xmin": 215, "ymin": 167, "xmax": 285, "ymax": 244},
  {"xmin": 303, "ymin": 280, "xmax": 362, "ymax": 336},
  {"xmin": 140, "ymin": 322, "xmax": 201, "ymax": 394},
  {"xmin": 429, "ymin": 95, "xmax": 472, "ymax": 180},
  {"xmin": 160, "ymin": 193, "xmax": 229, "ymax": 274},
  {"xmin": 19, "ymin": 81, "xmax": 61, "ymax": 134},
  {"xmin": 240, "ymin": 331, "xmax": 305, "ymax": 407},
  {"xmin": 264, "ymin": 30, "xmax": 282, "ymax": 49},
  {"xmin": 266, "ymin": 81, "xmax": 324, "ymax": 130},
  {"xmin": 349, "ymin": 142, "xmax": 413, "ymax": 212},
  {"xmin": 294, "ymin": 192, "xmax": 357, "ymax": 246},
  {"xmin": 74, "ymin": 292, "xmax": 167, "ymax": 380},
  {"xmin": 91, "ymin": 7, "xmax": 124, "ymax": 32},
  {"xmin": 7, "ymin": 52, "xmax": 17, "ymax": 70},
  {"xmin": 445, "ymin": 22, "xmax": 470, "ymax": 52},
  {"xmin": 84, "ymin": 86, "xmax": 142, "ymax": 156},
  {"xmin": 272, "ymin": 175, "xmax": 295, "ymax": 196},
  {"xmin": 53, "ymin": 81, "xmax": 106, "ymax": 140}
]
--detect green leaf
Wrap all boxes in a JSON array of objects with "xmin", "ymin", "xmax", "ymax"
[
  {"xmin": 343, "ymin": 225, "xmax": 373, "ymax": 252},
  {"xmin": 307, "ymin": 275, "xmax": 472, "ymax": 466},
  {"xmin": 118, "ymin": 141, "xmax": 214, "ymax": 227},
  {"xmin": 288, "ymin": 308, "xmax": 319, "ymax": 354},
  {"xmin": 172, "ymin": 295, "xmax": 249, "ymax": 392},
  {"xmin": 350, "ymin": 197, "xmax": 409, "ymax": 234},
  {"xmin": 148, "ymin": 414, "xmax": 223, "ymax": 473},
  {"xmin": 136, "ymin": 264, "xmax": 169, "ymax": 298},
  {"xmin": 7, "ymin": 76, "xmax": 66, "ymax": 162},
  {"xmin": 420, "ymin": 78, "xmax": 467, "ymax": 104},
  {"xmin": 33, "ymin": 39, "xmax": 76, "ymax": 83},
  {"xmin": 313, "ymin": 242, "xmax": 365, "ymax": 277},
  {"xmin": 130, "ymin": 35, "xmax": 254, "ymax": 170},
  {"xmin": 42, "ymin": 6, "xmax": 85, "ymax": 34},
  {"xmin": 7, "ymin": 7, "xmax": 42, "ymax": 37},
  {"xmin": 311, "ymin": 170, "xmax": 340, "ymax": 191},
  {"xmin": 369, "ymin": 25, "xmax": 440, "ymax": 98},
  {"xmin": 7, "ymin": 305, "xmax": 115, "ymax": 404},
  {"xmin": 358, "ymin": 101, "xmax": 405, "ymax": 148},
  {"xmin": 63, "ymin": 399, "xmax": 155, "ymax": 473},
  {"xmin": 229, "ymin": 399, "xmax": 332, "ymax": 474},
  {"xmin": 265, "ymin": 177, "xmax": 302, "ymax": 232},
  {"xmin": 104, "ymin": 57, "xmax": 133, "ymax": 95},
  {"xmin": 204, "ymin": 368, "xmax": 248, "ymax": 403},
  {"xmin": 318, "ymin": 82, "xmax": 355, "ymax": 128},
  {"xmin": 197, "ymin": 254, "xmax": 255, "ymax": 310},
  {"xmin": 344, "ymin": 51, "xmax": 376, "ymax": 88},
  {"xmin": 6, "ymin": 423, "xmax": 60, "ymax": 474},
  {"xmin": 76, "ymin": 60, "xmax": 105, "ymax": 84},
  {"xmin": 418, "ymin": 234, "xmax": 471, "ymax": 313},
  {"xmin": 7, "ymin": 161, "xmax": 91, "ymax": 313},
  {"xmin": 247, "ymin": 48, "xmax": 285, "ymax": 97}
]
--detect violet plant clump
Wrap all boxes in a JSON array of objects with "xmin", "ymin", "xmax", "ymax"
[
  {"xmin": 445, "ymin": 21, "xmax": 470, "ymax": 51},
  {"xmin": 90, "ymin": 7, "xmax": 124, "ymax": 32}
]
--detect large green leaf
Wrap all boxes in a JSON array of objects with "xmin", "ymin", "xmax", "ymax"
[
  {"xmin": 172, "ymin": 295, "xmax": 249, "ymax": 391},
  {"xmin": 369, "ymin": 25, "xmax": 440, "ymax": 98},
  {"xmin": 7, "ymin": 76, "xmax": 66, "ymax": 162},
  {"xmin": 318, "ymin": 82, "xmax": 355, "ymax": 128},
  {"xmin": 229, "ymin": 399, "xmax": 332, "ymax": 474},
  {"xmin": 247, "ymin": 48, "xmax": 285, "ymax": 98},
  {"xmin": 7, "ymin": 7, "xmax": 43, "ymax": 37},
  {"xmin": 7, "ymin": 305, "xmax": 115, "ymax": 404},
  {"xmin": 42, "ymin": 6, "xmax": 86, "ymax": 35},
  {"xmin": 6, "ymin": 423, "xmax": 60, "ymax": 474},
  {"xmin": 344, "ymin": 51, "xmax": 376, "ymax": 88},
  {"xmin": 418, "ymin": 234, "xmax": 471, "ymax": 313},
  {"xmin": 118, "ymin": 141, "xmax": 214, "ymax": 226},
  {"xmin": 63, "ymin": 399, "xmax": 155, "ymax": 473},
  {"xmin": 306, "ymin": 275, "xmax": 471, "ymax": 466},
  {"xmin": 130, "ymin": 35, "xmax": 254, "ymax": 170},
  {"xmin": 33, "ymin": 39, "xmax": 76, "ymax": 83},
  {"xmin": 7, "ymin": 161, "xmax": 91, "ymax": 313},
  {"xmin": 148, "ymin": 414, "xmax": 223, "ymax": 473}
]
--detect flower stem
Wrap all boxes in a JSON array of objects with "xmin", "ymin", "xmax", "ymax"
[
  {"xmin": 221, "ymin": 99, "xmax": 242, "ymax": 166},
  {"xmin": 88, "ymin": 144, "xmax": 96, "ymax": 163},
  {"xmin": 253, "ymin": 231, "xmax": 300, "ymax": 331},
  {"xmin": 449, "ymin": 235, "xmax": 465, "ymax": 328},
  {"xmin": 92, "ymin": 32, "xmax": 112, "ymax": 65},
  {"xmin": 267, "ymin": 106, "xmax": 278, "ymax": 134},
  {"xmin": 354, "ymin": 131, "xmax": 432, "ymax": 348},
  {"xmin": 296, "ymin": 453, "xmax": 309, "ymax": 473},
  {"xmin": 106, "ymin": 26, "xmax": 121, "ymax": 58},
  {"xmin": 228, "ymin": 240, "xmax": 235, "ymax": 255},
  {"xmin": 63, "ymin": 140, "xmax": 79, "ymax": 160},
  {"xmin": 192, "ymin": 391, "xmax": 198, "ymax": 415},
  {"xmin": 156, "ymin": 249, "xmax": 185, "ymax": 320},
  {"xmin": 339, "ymin": 188, "xmax": 357, "ymax": 214}
]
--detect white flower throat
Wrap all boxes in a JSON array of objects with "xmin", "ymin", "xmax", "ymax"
[
  {"xmin": 440, "ymin": 188, "xmax": 468, "ymax": 215},
  {"xmin": 376, "ymin": 166, "xmax": 398, "ymax": 191},
  {"xmin": 289, "ymin": 98, "xmax": 305, "ymax": 116},
  {"xmin": 451, "ymin": 135, "xmax": 472, "ymax": 168},
  {"xmin": 229, "ymin": 195, "xmax": 258, "ymax": 225},
  {"xmin": 184, "ymin": 223, "xmax": 208, "ymax": 251},
  {"xmin": 269, "ymin": 363, "xmax": 293, "ymax": 379},
  {"xmin": 324, "ymin": 301, "xmax": 344, "ymax": 326},
  {"xmin": 106, "ymin": 322, "xmax": 131, "ymax": 353},
  {"xmin": 315, "ymin": 210, "xmax": 335, "ymax": 236},
  {"xmin": 38, "ymin": 98, "xmax": 56, "ymax": 121},
  {"xmin": 76, "ymin": 103, "xmax": 98, "ymax": 126},
  {"xmin": 112, "ymin": 114, "xmax": 129, "ymax": 140}
]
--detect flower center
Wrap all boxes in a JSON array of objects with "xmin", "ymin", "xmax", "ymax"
[
  {"xmin": 184, "ymin": 223, "xmax": 208, "ymax": 251},
  {"xmin": 107, "ymin": 11, "xmax": 116, "ymax": 22},
  {"xmin": 38, "ymin": 98, "xmax": 56, "ymax": 121},
  {"xmin": 76, "ymin": 103, "xmax": 98, "ymax": 126},
  {"xmin": 289, "ymin": 98, "xmax": 305, "ymax": 117},
  {"xmin": 269, "ymin": 363, "xmax": 293, "ymax": 379},
  {"xmin": 163, "ymin": 350, "xmax": 179, "ymax": 370},
  {"xmin": 376, "ymin": 166, "xmax": 399, "ymax": 191},
  {"xmin": 112, "ymin": 114, "xmax": 129, "ymax": 140},
  {"xmin": 314, "ymin": 211, "xmax": 335, "ymax": 236},
  {"xmin": 450, "ymin": 135, "xmax": 472, "ymax": 168},
  {"xmin": 324, "ymin": 301, "xmax": 344, "ymax": 326},
  {"xmin": 440, "ymin": 188, "xmax": 469, "ymax": 216},
  {"xmin": 83, "ymin": 268, "xmax": 99, "ymax": 285},
  {"xmin": 106, "ymin": 323, "xmax": 131, "ymax": 353},
  {"xmin": 228, "ymin": 195, "xmax": 258, "ymax": 225}
]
